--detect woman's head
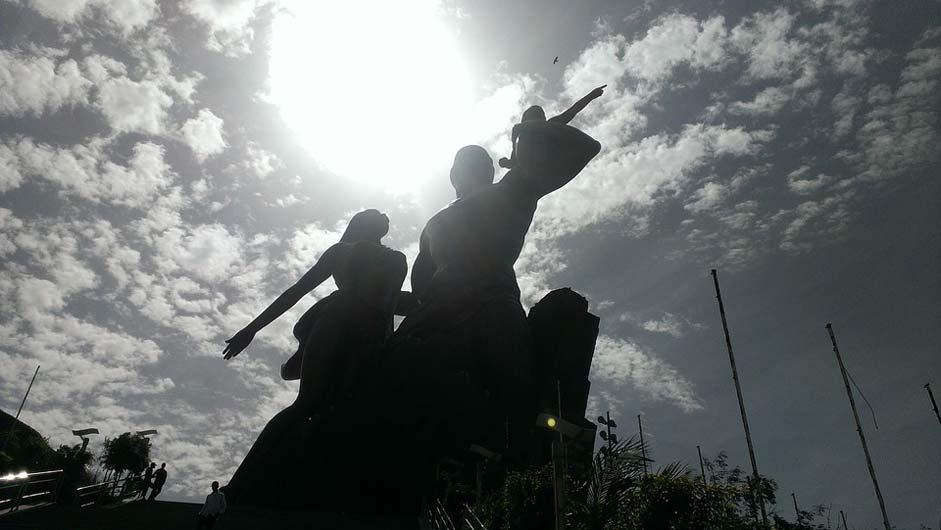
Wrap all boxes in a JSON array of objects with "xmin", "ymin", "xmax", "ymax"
[{"xmin": 340, "ymin": 209, "xmax": 389, "ymax": 243}]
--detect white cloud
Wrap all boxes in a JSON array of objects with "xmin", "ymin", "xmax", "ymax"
[
  {"xmin": 641, "ymin": 313, "xmax": 688, "ymax": 338},
  {"xmin": 537, "ymin": 124, "xmax": 773, "ymax": 234},
  {"xmin": 729, "ymin": 86, "xmax": 792, "ymax": 115},
  {"xmin": 97, "ymin": 76, "xmax": 173, "ymax": 134},
  {"xmin": 23, "ymin": 0, "xmax": 159, "ymax": 34},
  {"xmin": 7, "ymin": 137, "xmax": 174, "ymax": 207},
  {"xmin": 182, "ymin": 0, "xmax": 264, "ymax": 56},
  {"xmin": 685, "ymin": 181, "xmax": 727, "ymax": 213},
  {"xmin": 730, "ymin": 9, "xmax": 806, "ymax": 80},
  {"xmin": 0, "ymin": 144, "xmax": 24, "ymax": 193},
  {"xmin": 623, "ymin": 14, "xmax": 728, "ymax": 83},
  {"xmin": 787, "ymin": 166, "xmax": 834, "ymax": 194},
  {"xmin": 153, "ymin": 223, "xmax": 244, "ymax": 282},
  {"xmin": 591, "ymin": 335, "xmax": 703, "ymax": 413},
  {"xmin": 180, "ymin": 109, "xmax": 228, "ymax": 161},
  {"xmin": 0, "ymin": 47, "xmax": 91, "ymax": 117}
]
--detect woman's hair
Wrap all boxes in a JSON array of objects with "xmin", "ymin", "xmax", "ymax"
[{"xmin": 340, "ymin": 209, "xmax": 389, "ymax": 243}]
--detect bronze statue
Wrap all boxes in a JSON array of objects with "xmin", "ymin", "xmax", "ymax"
[
  {"xmin": 329, "ymin": 120, "xmax": 602, "ymax": 513},
  {"xmin": 221, "ymin": 209, "xmax": 407, "ymax": 506},
  {"xmin": 498, "ymin": 85, "xmax": 605, "ymax": 170}
]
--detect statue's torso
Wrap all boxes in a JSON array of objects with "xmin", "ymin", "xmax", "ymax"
[
  {"xmin": 423, "ymin": 172, "xmax": 538, "ymax": 299},
  {"xmin": 334, "ymin": 241, "xmax": 407, "ymax": 317}
]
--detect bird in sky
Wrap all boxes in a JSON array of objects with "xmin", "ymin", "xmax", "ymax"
[{"xmin": 553, "ymin": 56, "xmax": 559, "ymax": 64}]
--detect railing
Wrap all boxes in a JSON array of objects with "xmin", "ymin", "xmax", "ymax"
[
  {"xmin": 0, "ymin": 469, "xmax": 64, "ymax": 514},
  {"xmin": 422, "ymin": 500, "xmax": 488, "ymax": 530},
  {"xmin": 74, "ymin": 473, "xmax": 142, "ymax": 508},
  {"xmin": 456, "ymin": 504, "xmax": 488, "ymax": 530}
]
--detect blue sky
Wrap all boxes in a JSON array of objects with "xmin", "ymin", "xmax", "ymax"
[{"xmin": 0, "ymin": 0, "xmax": 938, "ymax": 526}]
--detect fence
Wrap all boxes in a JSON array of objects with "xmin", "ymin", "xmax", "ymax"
[
  {"xmin": 0, "ymin": 469, "xmax": 64, "ymax": 514},
  {"xmin": 74, "ymin": 473, "xmax": 142, "ymax": 508}
]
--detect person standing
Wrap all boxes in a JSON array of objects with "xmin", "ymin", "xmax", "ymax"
[
  {"xmin": 139, "ymin": 462, "xmax": 156, "ymax": 499},
  {"xmin": 196, "ymin": 481, "xmax": 226, "ymax": 529},
  {"xmin": 147, "ymin": 463, "xmax": 167, "ymax": 501}
]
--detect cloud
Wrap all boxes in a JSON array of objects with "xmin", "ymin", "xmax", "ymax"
[
  {"xmin": 0, "ymin": 47, "xmax": 92, "ymax": 117},
  {"xmin": 152, "ymin": 223, "xmax": 244, "ymax": 283},
  {"xmin": 685, "ymin": 181, "xmax": 727, "ymax": 213},
  {"xmin": 180, "ymin": 109, "xmax": 228, "ymax": 162},
  {"xmin": 97, "ymin": 76, "xmax": 173, "ymax": 134},
  {"xmin": 729, "ymin": 86, "xmax": 792, "ymax": 115},
  {"xmin": 622, "ymin": 14, "xmax": 728, "ymax": 83},
  {"xmin": 6, "ymin": 137, "xmax": 174, "ymax": 207},
  {"xmin": 779, "ymin": 192, "xmax": 854, "ymax": 252},
  {"xmin": 182, "ymin": 0, "xmax": 265, "ymax": 56},
  {"xmin": 730, "ymin": 9, "xmax": 807, "ymax": 80},
  {"xmin": 23, "ymin": 0, "xmax": 159, "ymax": 34},
  {"xmin": 0, "ymin": 144, "xmax": 23, "ymax": 193},
  {"xmin": 537, "ymin": 123, "xmax": 773, "ymax": 234},
  {"xmin": 591, "ymin": 335, "xmax": 703, "ymax": 413},
  {"xmin": 786, "ymin": 166, "xmax": 834, "ymax": 194}
]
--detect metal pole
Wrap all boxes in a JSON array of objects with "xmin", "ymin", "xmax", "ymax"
[
  {"xmin": 1, "ymin": 365, "xmax": 40, "ymax": 451},
  {"xmin": 826, "ymin": 323, "xmax": 891, "ymax": 530},
  {"xmin": 792, "ymin": 492, "xmax": 801, "ymax": 524},
  {"xmin": 925, "ymin": 383, "xmax": 941, "ymax": 425},
  {"xmin": 710, "ymin": 270, "xmax": 768, "ymax": 527},
  {"xmin": 697, "ymin": 445, "xmax": 707, "ymax": 484},
  {"xmin": 637, "ymin": 414, "xmax": 648, "ymax": 476},
  {"xmin": 605, "ymin": 411, "xmax": 613, "ymax": 457},
  {"xmin": 840, "ymin": 510, "xmax": 848, "ymax": 530}
]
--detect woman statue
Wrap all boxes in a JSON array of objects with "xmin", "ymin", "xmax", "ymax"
[{"xmin": 220, "ymin": 209, "xmax": 407, "ymax": 506}]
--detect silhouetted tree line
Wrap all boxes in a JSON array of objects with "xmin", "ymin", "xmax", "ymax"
[
  {"xmin": 477, "ymin": 437, "xmax": 932, "ymax": 530},
  {"xmin": 1, "ymin": 424, "xmax": 151, "ymax": 504}
]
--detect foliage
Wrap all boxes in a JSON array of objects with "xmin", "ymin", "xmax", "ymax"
[
  {"xmin": 101, "ymin": 432, "xmax": 150, "ymax": 478},
  {"xmin": 478, "ymin": 464, "xmax": 555, "ymax": 530},
  {"xmin": 0, "ymin": 430, "xmax": 57, "ymax": 473}
]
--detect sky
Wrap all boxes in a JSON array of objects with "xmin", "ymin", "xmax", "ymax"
[{"xmin": 0, "ymin": 0, "xmax": 938, "ymax": 526}]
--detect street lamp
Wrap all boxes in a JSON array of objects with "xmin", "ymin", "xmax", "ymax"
[
  {"xmin": 72, "ymin": 428, "xmax": 99, "ymax": 453},
  {"xmin": 135, "ymin": 430, "xmax": 158, "ymax": 437}
]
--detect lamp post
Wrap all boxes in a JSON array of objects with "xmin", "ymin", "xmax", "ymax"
[
  {"xmin": 72, "ymin": 428, "xmax": 99, "ymax": 454},
  {"xmin": 537, "ymin": 413, "xmax": 595, "ymax": 530}
]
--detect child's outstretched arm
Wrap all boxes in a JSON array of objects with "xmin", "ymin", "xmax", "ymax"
[{"xmin": 550, "ymin": 85, "xmax": 606, "ymax": 125}]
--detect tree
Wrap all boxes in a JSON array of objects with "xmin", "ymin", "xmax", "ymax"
[{"xmin": 101, "ymin": 432, "xmax": 150, "ymax": 480}]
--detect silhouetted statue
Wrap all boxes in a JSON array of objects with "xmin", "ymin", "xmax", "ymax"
[
  {"xmin": 147, "ymin": 462, "xmax": 167, "ymax": 501},
  {"xmin": 499, "ymin": 85, "xmax": 605, "ymax": 170},
  {"xmin": 197, "ymin": 481, "xmax": 226, "ymax": 530},
  {"xmin": 221, "ymin": 209, "xmax": 407, "ymax": 506},
  {"xmin": 139, "ymin": 462, "xmax": 155, "ymax": 499},
  {"xmin": 329, "ymin": 120, "xmax": 602, "ymax": 514}
]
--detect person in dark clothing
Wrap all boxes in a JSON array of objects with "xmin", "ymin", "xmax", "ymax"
[
  {"xmin": 139, "ymin": 462, "xmax": 156, "ymax": 499},
  {"xmin": 147, "ymin": 463, "xmax": 167, "ymax": 501}
]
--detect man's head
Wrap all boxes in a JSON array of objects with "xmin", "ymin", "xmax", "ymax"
[
  {"xmin": 211, "ymin": 481, "xmax": 219, "ymax": 492},
  {"xmin": 150, "ymin": 463, "xmax": 156, "ymax": 469},
  {"xmin": 450, "ymin": 145, "xmax": 494, "ymax": 198},
  {"xmin": 160, "ymin": 463, "xmax": 166, "ymax": 469}
]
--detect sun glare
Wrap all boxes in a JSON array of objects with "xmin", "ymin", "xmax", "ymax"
[{"xmin": 269, "ymin": 1, "xmax": 474, "ymax": 193}]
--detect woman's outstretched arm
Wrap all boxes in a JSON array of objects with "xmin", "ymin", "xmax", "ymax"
[{"xmin": 223, "ymin": 244, "xmax": 340, "ymax": 360}]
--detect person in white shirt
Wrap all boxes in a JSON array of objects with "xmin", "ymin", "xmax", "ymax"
[{"xmin": 196, "ymin": 481, "xmax": 226, "ymax": 530}]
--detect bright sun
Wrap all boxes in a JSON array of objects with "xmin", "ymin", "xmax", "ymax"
[{"xmin": 269, "ymin": 1, "xmax": 474, "ymax": 193}]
